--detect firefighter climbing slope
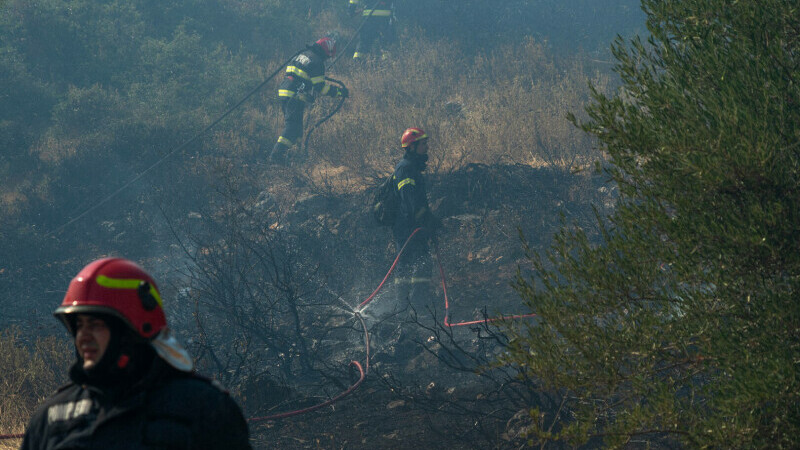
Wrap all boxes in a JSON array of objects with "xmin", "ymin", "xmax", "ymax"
[
  {"xmin": 271, "ymin": 35, "xmax": 349, "ymax": 165},
  {"xmin": 348, "ymin": 0, "xmax": 396, "ymax": 61}
]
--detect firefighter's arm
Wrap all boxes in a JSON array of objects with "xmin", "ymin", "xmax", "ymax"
[
  {"xmin": 308, "ymin": 58, "xmax": 332, "ymax": 97},
  {"xmin": 311, "ymin": 73, "xmax": 326, "ymax": 96},
  {"xmin": 396, "ymin": 174, "xmax": 418, "ymax": 226},
  {"xmin": 400, "ymin": 177, "xmax": 432, "ymax": 231},
  {"xmin": 415, "ymin": 201, "xmax": 442, "ymax": 243}
]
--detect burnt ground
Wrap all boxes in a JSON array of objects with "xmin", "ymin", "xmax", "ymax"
[
  {"xmin": 237, "ymin": 163, "xmax": 613, "ymax": 449},
  {"xmin": 0, "ymin": 162, "xmax": 610, "ymax": 449}
]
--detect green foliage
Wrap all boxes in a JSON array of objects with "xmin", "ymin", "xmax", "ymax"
[{"xmin": 499, "ymin": 0, "xmax": 800, "ymax": 447}]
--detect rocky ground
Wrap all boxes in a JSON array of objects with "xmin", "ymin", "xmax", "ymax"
[
  {"xmin": 0, "ymin": 162, "xmax": 610, "ymax": 449},
  {"xmin": 237, "ymin": 163, "xmax": 612, "ymax": 449}
]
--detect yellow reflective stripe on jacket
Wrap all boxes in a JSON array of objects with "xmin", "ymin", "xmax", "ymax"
[
  {"xmin": 397, "ymin": 178, "xmax": 415, "ymax": 190},
  {"xmin": 286, "ymin": 65, "xmax": 311, "ymax": 81},
  {"xmin": 277, "ymin": 136, "xmax": 294, "ymax": 146},
  {"xmin": 349, "ymin": 0, "xmax": 358, "ymax": 4},
  {"xmin": 279, "ymin": 90, "xmax": 310, "ymax": 102},
  {"xmin": 363, "ymin": 9, "xmax": 391, "ymax": 16},
  {"xmin": 320, "ymin": 84, "xmax": 331, "ymax": 95},
  {"xmin": 95, "ymin": 275, "xmax": 163, "ymax": 306},
  {"xmin": 311, "ymin": 75, "xmax": 324, "ymax": 85}
]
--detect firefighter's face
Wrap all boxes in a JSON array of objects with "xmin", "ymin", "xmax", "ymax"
[
  {"xmin": 415, "ymin": 139, "xmax": 429, "ymax": 154},
  {"xmin": 75, "ymin": 314, "xmax": 111, "ymax": 370}
]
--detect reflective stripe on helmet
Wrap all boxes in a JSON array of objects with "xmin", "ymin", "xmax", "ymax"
[{"xmin": 96, "ymin": 275, "xmax": 163, "ymax": 307}]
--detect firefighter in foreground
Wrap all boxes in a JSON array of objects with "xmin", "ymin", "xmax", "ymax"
[
  {"xmin": 21, "ymin": 257, "xmax": 251, "ymax": 450},
  {"xmin": 271, "ymin": 35, "xmax": 349, "ymax": 165},
  {"xmin": 348, "ymin": 0, "xmax": 395, "ymax": 61},
  {"xmin": 392, "ymin": 127, "xmax": 441, "ymax": 314}
]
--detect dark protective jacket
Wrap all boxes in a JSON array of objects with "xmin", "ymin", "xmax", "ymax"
[
  {"xmin": 392, "ymin": 154, "xmax": 437, "ymax": 244},
  {"xmin": 278, "ymin": 44, "xmax": 344, "ymax": 103},
  {"xmin": 21, "ymin": 359, "xmax": 251, "ymax": 450}
]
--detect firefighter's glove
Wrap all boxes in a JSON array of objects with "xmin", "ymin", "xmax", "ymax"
[{"xmin": 337, "ymin": 86, "xmax": 350, "ymax": 98}]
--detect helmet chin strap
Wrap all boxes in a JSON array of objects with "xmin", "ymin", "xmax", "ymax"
[
  {"xmin": 406, "ymin": 148, "xmax": 429, "ymax": 167},
  {"xmin": 116, "ymin": 353, "xmax": 130, "ymax": 369},
  {"xmin": 74, "ymin": 315, "xmax": 154, "ymax": 387}
]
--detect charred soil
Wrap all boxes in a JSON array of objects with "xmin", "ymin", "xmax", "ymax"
[{"xmin": 238, "ymin": 162, "xmax": 611, "ymax": 449}]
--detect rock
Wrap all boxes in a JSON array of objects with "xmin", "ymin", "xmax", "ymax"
[
  {"xmin": 252, "ymin": 191, "xmax": 276, "ymax": 212},
  {"xmin": 425, "ymin": 382, "xmax": 436, "ymax": 396},
  {"xmin": 449, "ymin": 214, "xmax": 482, "ymax": 223},
  {"xmin": 382, "ymin": 430, "xmax": 399, "ymax": 439},
  {"xmin": 386, "ymin": 400, "xmax": 405, "ymax": 409}
]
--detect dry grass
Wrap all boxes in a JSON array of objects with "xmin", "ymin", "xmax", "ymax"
[
  {"xmin": 0, "ymin": 328, "xmax": 71, "ymax": 441},
  {"xmin": 285, "ymin": 33, "xmax": 608, "ymax": 191},
  {"xmin": 2, "ymin": 24, "xmax": 611, "ymax": 220}
]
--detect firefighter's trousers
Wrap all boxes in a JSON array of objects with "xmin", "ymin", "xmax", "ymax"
[
  {"xmin": 353, "ymin": 17, "xmax": 394, "ymax": 59},
  {"xmin": 393, "ymin": 236, "xmax": 433, "ymax": 318},
  {"xmin": 271, "ymin": 97, "xmax": 305, "ymax": 163}
]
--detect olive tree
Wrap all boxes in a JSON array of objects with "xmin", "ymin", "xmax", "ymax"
[{"xmin": 498, "ymin": 0, "xmax": 800, "ymax": 447}]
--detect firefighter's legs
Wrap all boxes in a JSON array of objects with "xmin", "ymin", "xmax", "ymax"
[
  {"xmin": 407, "ymin": 257, "xmax": 433, "ymax": 316},
  {"xmin": 393, "ymin": 239, "xmax": 433, "ymax": 319},
  {"xmin": 353, "ymin": 20, "xmax": 382, "ymax": 60},
  {"xmin": 270, "ymin": 99, "xmax": 304, "ymax": 164},
  {"xmin": 379, "ymin": 19, "xmax": 395, "ymax": 60},
  {"xmin": 389, "ymin": 252, "xmax": 433, "ymax": 360}
]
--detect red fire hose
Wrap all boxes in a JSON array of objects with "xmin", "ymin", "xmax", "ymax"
[
  {"xmin": 359, "ymin": 227, "xmax": 537, "ymax": 326},
  {"xmin": 1, "ymin": 227, "xmax": 535, "ymax": 438}
]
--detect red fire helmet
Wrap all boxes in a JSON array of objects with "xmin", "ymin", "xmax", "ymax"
[
  {"xmin": 401, "ymin": 127, "xmax": 428, "ymax": 148},
  {"xmin": 55, "ymin": 257, "xmax": 167, "ymax": 339},
  {"xmin": 316, "ymin": 36, "xmax": 337, "ymax": 58}
]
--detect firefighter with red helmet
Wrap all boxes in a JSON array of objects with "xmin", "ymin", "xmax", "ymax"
[
  {"xmin": 348, "ymin": 0, "xmax": 395, "ymax": 61},
  {"xmin": 21, "ymin": 258, "xmax": 251, "ymax": 450},
  {"xmin": 391, "ymin": 127, "xmax": 441, "ymax": 313},
  {"xmin": 271, "ymin": 35, "xmax": 349, "ymax": 165}
]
